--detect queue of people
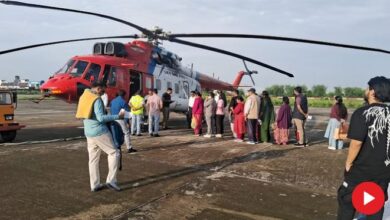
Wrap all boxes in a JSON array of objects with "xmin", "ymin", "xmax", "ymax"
[
  {"xmin": 187, "ymin": 87, "xmax": 307, "ymax": 146},
  {"xmin": 87, "ymin": 82, "xmax": 365, "ymax": 151}
]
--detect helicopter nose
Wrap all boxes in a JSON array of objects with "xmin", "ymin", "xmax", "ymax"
[
  {"xmin": 40, "ymin": 77, "xmax": 77, "ymax": 102},
  {"xmin": 40, "ymin": 79, "xmax": 63, "ymax": 95}
]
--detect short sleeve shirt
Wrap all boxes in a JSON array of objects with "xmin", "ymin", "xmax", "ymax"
[
  {"xmin": 147, "ymin": 94, "xmax": 162, "ymax": 115},
  {"xmin": 345, "ymin": 103, "xmax": 390, "ymax": 182}
]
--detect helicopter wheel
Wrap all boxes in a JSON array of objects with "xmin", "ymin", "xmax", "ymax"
[{"xmin": 1, "ymin": 131, "xmax": 17, "ymax": 142}]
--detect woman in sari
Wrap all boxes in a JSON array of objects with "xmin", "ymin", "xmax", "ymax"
[
  {"xmin": 324, "ymin": 96, "xmax": 348, "ymax": 150},
  {"xmin": 192, "ymin": 91, "xmax": 204, "ymax": 136},
  {"xmin": 274, "ymin": 96, "xmax": 292, "ymax": 145},
  {"xmin": 233, "ymin": 96, "xmax": 246, "ymax": 142},
  {"xmin": 259, "ymin": 91, "xmax": 275, "ymax": 143}
]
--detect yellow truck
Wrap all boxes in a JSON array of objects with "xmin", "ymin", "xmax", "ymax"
[{"xmin": 0, "ymin": 90, "xmax": 24, "ymax": 142}]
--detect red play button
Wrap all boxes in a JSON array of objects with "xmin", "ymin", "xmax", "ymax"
[{"xmin": 352, "ymin": 182, "xmax": 385, "ymax": 215}]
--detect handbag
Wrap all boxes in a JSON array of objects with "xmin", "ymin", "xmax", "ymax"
[
  {"xmin": 334, "ymin": 122, "xmax": 349, "ymax": 140},
  {"xmin": 191, "ymin": 116, "xmax": 197, "ymax": 129}
]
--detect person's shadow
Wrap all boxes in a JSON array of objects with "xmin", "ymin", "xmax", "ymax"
[{"xmin": 119, "ymin": 147, "xmax": 299, "ymax": 191}]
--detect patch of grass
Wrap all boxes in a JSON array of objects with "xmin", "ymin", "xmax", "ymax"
[
  {"xmin": 271, "ymin": 97, "xmax": 364, "ymax": 109},
  {"xmin": 17, "ymin": 94, "xmax": 56, "ymax": 100}
]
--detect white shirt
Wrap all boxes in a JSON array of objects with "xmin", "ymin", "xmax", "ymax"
[
  {"xmin": 244, "ymin": 98, "xmax": 252, "ymax": 116},
  {"xmin": 214, "ymin": 94, "xmax": 220, "ymax": 103},
  {"xmin": 188, "ymin": 96, "xmax": 195, "ymax": 108},
  {"xmin": 101, "ymin": 93, "xmax": 108, "ymax": 109}
]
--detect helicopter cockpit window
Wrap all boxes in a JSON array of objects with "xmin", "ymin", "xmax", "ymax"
[
  {"xmin": 107, "ymin": 67, "xmax": 117, "ymax": 87},
  {"xmin": 0, "ymin": 92, "xmax": 12, "ymax": 105},
  {"xmin": 84, "ymin": 63, "xmax": 101, "ymax": 83},
  {"xmin": 56, "ymin": 59, "xmax": 75, "ymax": 74},
  {"xmin": 70, "ymin": 61, "xmax": 88, "ymax": 77}
]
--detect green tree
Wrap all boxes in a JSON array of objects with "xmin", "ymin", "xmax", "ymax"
[
  {"xmin": 306, "ymin": 90, "xmax": 313, "ymax": 97},
  {"xmin": 300, "ymin": 85, "xmax": 308, "ymax": 94},
  {"xmin": 311, "ymin": 85, "xmax": 327, "ymax": 97},
  {"xmin": 266, "ymin": 85, "xmax": 285, "ymax": 96},
  {"xmin": 284, "ymin": 85, "xmax": 295, "ymax": 96},
  {"xmin": 238, "ymin": 89, "xmax": 245, "ymax": 97},
  {"xmin": 327, "ymin": 92, "xmax": 335, "ymax": 98},
  {"xmin": 334, "ymin": 87, "xmax": 343, "ymax": 96},
  {"xmin": 344, "ymin": 87, "xmax": 365, "ymax": 98}
]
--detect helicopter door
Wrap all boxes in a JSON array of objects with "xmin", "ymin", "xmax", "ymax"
[
  {"xmin": 129, "ymin": 70, "xmax": 142, "ymax": 97},
  {"xmin": 183, "ymin": 81, "xmax": 190, "ymax": 99},
  {"xmin": 101, "ymin": 65, "xmax": 119, "ymax": 103}
]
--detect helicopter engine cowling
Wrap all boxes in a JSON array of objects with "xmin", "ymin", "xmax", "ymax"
[
  {"xmin": 93, "ymin": 43, "xmax": 105, "ymax": 55},
  {"xmin": 104, "ymin": 42, "xmax": 127, "ymax": 57}
]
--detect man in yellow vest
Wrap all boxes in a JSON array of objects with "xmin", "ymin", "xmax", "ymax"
[
  {"xmin": 76, "ymin": 82, "xmax": 125, "ymax": 192},
  {"xmin": 129, "ymin": 90, "xmax": 144, "ymax": 137}
]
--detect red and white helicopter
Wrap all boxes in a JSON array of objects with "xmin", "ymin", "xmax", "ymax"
[{"xmin": 0, "ymin": 1, "xmax": 389, "ymax": 112}]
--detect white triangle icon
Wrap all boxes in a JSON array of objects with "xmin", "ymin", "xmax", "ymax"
[{"xmin": 364, "ymin": 191, "xmax": 375, "ymax": 206}]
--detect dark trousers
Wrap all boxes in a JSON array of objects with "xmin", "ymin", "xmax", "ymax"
[
  {"xmin": 216, "ymin": 115, "xmax": 225, "ymax": 134},
  {"xmin": 337, "ymin": 179, "xmax": 389, "ymax": 220},
  {"xmin": 186, "ymin": 108, "xmax": 192, "ymax": 128},
  {"xmin": 247, "ymin": 119, "xmax": 258, "ymax": 142},
  {"xmin": 162, "ymin": 107, "xmax": 170, "ymax": 128}
]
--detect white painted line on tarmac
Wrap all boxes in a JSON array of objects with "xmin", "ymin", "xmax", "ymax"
[{"xmin": 0, "ymin": 136, "xmax": 85, "ymax": 147}]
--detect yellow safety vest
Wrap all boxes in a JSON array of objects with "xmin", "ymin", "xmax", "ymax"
[
  {"xmin": 76, "ymin": 89, "xmax": 99, "ymax": 119},
  {"xmin": 129, "ymin": 95, "xmax": 144, "ymax": 115}
]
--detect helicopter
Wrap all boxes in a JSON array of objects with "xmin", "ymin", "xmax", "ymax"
[{"xmin": 0, "ymin": 1, "xmax": 389, "ymax": 112}]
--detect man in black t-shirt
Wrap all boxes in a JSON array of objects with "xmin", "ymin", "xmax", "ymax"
[
  {"xmin": 337, "ymin": 76, "xmax": 390, "ymax": 220},
  {"xmin": 292, "ymin": 86, "xmax": 309, "ymax": 147},
  {"xmin": 162, "ymin": 88, "xmax": 174, "ymax": 129}
]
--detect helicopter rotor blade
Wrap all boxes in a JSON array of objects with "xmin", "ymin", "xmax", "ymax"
[
  {"xmin": 242, "ymin": 60, "xmax": 250, "ymax": 72},
  {"xmin": 243, "ymin": 60, "xmax": 256, "ymax": 85},
  {"xmin": 169, "ymin": 38, "xmax": 294, "ymax": 78},
  {"xmin": 0, "ymin": 1, "xmax": 153, "ymax": 36},
  {"xmin": 249, "ymin": 75, "xmax": 255, "ymax": 86},
  {"xmin": 169, "ymin": 33, "xmax": 390, "ymax": 55},
  {"xmin": 0, "ymin": 35, "xmax": 139, "ymax": 55}
]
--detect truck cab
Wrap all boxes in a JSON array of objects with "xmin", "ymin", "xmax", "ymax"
[{"xmin": 0, "ymin": 90, "xmax": 24, "ymax": 142}]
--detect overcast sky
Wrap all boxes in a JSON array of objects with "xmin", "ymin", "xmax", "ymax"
[{"xmin": 0, "ymin": 0, "xmax": 389, "ymax": 91}]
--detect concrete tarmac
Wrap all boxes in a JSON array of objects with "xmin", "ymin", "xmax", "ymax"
[{"xmin": 0, "ymin": 99, "xmax": 360, "ymax": 219}]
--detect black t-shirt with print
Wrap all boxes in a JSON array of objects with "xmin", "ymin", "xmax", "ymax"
[{"xmin": 345, "ymin": 103, "xmax": 390, "ymax": 183}]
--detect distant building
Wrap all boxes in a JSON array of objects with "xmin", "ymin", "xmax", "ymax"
[
  {"xmin": 18, "ymin": 82, "xmax": 29, "ymax": 89},
  {"xmin": 0, "ymin": 75, "xmax": 40, "ymax": 89},
  {"xmin": 29, "ymin": 81, "xmax": 41, "ymax": 89},
  {"xmin": 14, "ymin": 75, "xmax": 20, "ymax": 85}
]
